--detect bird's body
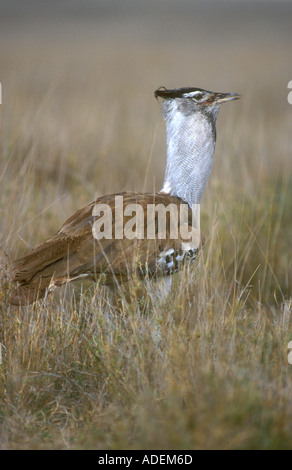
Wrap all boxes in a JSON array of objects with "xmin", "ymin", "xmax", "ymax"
[
  {"xmin": 10, "ymin": 86, "xmax": 240, "ymax": 305},
  {"xmin": 10, "ymin": 192, "xmax": 197, "ymax": 305}
]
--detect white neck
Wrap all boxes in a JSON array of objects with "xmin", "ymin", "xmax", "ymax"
[{"xmin": 160, "ymin": 100, "xmax": 217, "ymax": 207}]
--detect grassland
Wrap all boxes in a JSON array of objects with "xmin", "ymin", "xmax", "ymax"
[{"xmin": 0, "ymin": 2, "xmax": 292, "ymax": 449}]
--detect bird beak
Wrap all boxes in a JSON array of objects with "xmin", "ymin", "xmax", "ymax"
[{"xmin": 214, "ymin": 92, "xmax": 241, "ymax": 104}]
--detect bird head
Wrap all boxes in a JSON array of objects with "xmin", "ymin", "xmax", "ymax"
[{"xmin": 155, "ymin": 86, "xmax": 241, "ymax": 120}]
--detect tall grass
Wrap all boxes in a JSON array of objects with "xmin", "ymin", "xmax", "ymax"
[{"xmin": 0, "ymin": 6, "xmax": 292, "ymax": 449}]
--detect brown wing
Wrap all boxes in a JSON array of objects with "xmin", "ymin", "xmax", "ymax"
[{"xmin": 10, "ymin": 192, "xmax": 198, "ymax": 305}]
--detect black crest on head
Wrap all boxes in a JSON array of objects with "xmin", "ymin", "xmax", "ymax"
[{"xmin": 154, "ymin": 86, "xmax": 205, "ymax": 100}]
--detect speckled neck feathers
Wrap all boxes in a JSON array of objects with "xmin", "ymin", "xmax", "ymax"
[{"xmin": 160, "ymin": 99, "xmax": 218, "ymax": 206}]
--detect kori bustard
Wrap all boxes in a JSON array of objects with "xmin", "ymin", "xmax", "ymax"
[{"xmin": 10, "ymin": 86, "xmax": 240, "ymax": 305}]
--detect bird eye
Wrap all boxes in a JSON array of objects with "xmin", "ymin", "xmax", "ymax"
[{"xmin": 192, "ymin": 94, "xmax": 203, "ymax": 101}]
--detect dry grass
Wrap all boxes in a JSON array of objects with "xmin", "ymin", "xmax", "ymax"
[{"xmin": 0, "ymin": 2, "xmax": 292, "ymax": 449}]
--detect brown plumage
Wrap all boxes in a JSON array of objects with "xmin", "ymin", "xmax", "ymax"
[{"xmin": 10, "ymin": 192, "xmax": 199, "ymax": 305}]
